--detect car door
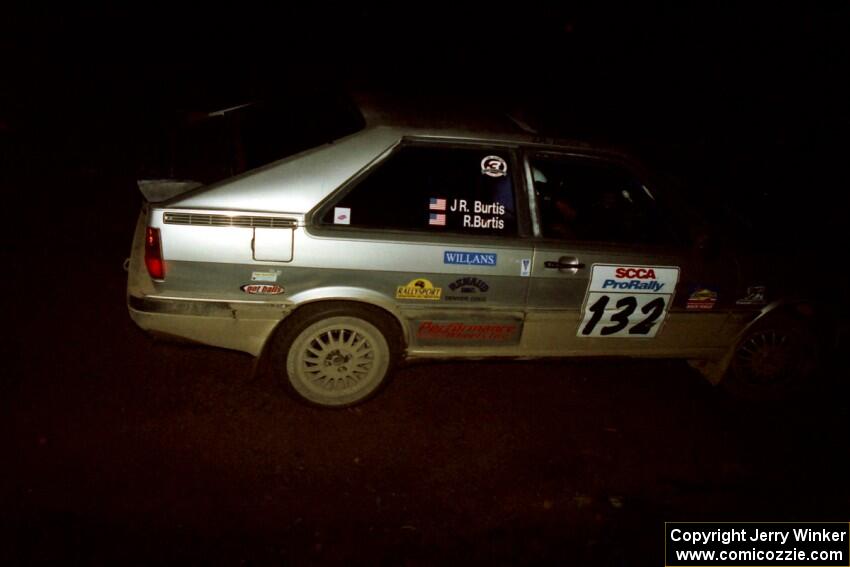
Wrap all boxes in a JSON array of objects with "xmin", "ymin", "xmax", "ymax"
[
  {"xmin": 520, "ymin": 150, "xmax": 739, "ymax": 358},
  {"xmin": 307, "ymin": 139, "xmax": 535, "ymax": 354}
]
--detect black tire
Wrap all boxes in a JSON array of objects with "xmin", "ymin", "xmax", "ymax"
[
  {"xmin": 722, "ymin": 312, "xmax": 819, "ymax": 401},
  {"xmin": 270, "ymin": 302, "xmax": 402, "ymax": 407}
]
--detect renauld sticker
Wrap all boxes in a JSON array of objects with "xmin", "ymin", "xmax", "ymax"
[
  {"xmin": 241, "ymin": 283, "xmax": 285, "ymax": 295},
  {"xmin": 445, "ymin": 277, "xmax": 489, "ymax": 302},
  {"xmin": 687, "ymin": 287, "xmax": 718, "ymax": 310},
  {"xmin": 443, "ymin": 250, "xmax": 497, "ymax": 266},
  {"xmin": 396, "ymin": 278, "xmax": 442, "ymax": 300}
]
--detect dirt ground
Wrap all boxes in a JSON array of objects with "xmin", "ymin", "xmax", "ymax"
[{"xmin": 1, "ymin": 185, "xmax": 847, "ymax": 566}]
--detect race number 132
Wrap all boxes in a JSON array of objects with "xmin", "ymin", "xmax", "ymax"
[
  {"xmin": 579, "ymin": 293, "xmax": 669, "ymax": 337},
  {"xmin": 577, "ymin": 264, "xmax": 679, "ymax": 339}
]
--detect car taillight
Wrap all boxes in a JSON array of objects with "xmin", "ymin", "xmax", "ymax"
[{"xmin": 144, "ymin": 227, "xmax": 165, "ymax": 280}]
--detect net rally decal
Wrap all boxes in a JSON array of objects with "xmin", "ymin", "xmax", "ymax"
[{"xmin": 577, "ymin": 264, "xmax": 679, "ymax": 338}]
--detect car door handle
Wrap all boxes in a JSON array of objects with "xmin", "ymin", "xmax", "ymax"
[{"xmin": 544, "ymin": 259, "xmax": 585, "ymax": 270}]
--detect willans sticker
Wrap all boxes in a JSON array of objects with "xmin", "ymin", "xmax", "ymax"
[
  {"xmin": 443, "ymin": 251, "xmax": 497, "ymax": 266},
  {"xmin": 480, "ymin": 155, "xmax": 507, "ymax": 178}
]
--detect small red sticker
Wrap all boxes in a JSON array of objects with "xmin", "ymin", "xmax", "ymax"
[
  {"xmin": 687, "ymin": 288, "xmax": 718, "ymax": 310},
  {"xmin": 241, "ymin": 284, "xmax": 285, "ymax": 295}
]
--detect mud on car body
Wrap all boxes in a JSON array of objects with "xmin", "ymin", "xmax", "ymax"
[{"xmin": 127, "ymin": 123, "xmax": 821, "ymax": 406}]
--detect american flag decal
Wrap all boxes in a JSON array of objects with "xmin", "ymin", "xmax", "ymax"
[
  {"xmin": 429, "ymin": 197, "xmax": 446, "ymax": 211},
  {"xmin": 429, "ymin": 213, "xmax": 446, "ymax": 226}
]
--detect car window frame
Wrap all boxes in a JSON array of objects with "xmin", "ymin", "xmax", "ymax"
[
  {"xmin": 308, "ymin": 137, "xmax": 533, "ymax": 244},
  {"xmin": 520, "ymin": 146, "xmax": 689, "ymax": 251}
]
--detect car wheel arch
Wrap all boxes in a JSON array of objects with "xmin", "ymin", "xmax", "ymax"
[
  {"xmin": 258, "ymin": 296, "xmax": 409, "ymax": 365},
  {"xmin": 717, "ymin": 300, "xmax": 820, "ymax": 398},
  {"xmin": 690, "ymin": 299, "xmax": 819, "ymax": 386}
]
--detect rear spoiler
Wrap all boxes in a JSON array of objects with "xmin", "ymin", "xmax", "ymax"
[{"xmin": 137, "ymin": 179, "xmax": 203, "ymax": 203}]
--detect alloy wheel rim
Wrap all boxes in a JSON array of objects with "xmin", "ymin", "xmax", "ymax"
[
  {"xmin": 735, "ymin": 329, "xmax": 797, "ymax": 384},
  {"xmin": 296, "ymin": 325, "xmax": 378, "ymax": 394}
]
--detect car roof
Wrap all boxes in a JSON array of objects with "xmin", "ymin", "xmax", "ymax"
[{"xmin": 164, "ymin": 123, "xmax": 638, "ymax": 215}]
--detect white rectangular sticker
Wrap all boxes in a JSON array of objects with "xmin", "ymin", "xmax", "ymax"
[
  {"xmin": 577, "ymin": 264, "xmax": 679, "ymax": 338},
  {"xmin": 334, "ymin": 207, "xmax": 351, "ymax": 225},
  {"xmin": 520, "ymin": 258, "xmax": 531, "ymax": 277},
  {"xmin": 251, "ymin": 271, "xmax": 279, "ymax": 282}
]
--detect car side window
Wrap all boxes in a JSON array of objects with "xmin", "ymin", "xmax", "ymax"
[
  {"xmin": 321, "ymin": 145, "xmax": 517, "ymax": 236},
  {"xmin": 529, "ymin": 154, "xmax": 673, "ymax": 245}
]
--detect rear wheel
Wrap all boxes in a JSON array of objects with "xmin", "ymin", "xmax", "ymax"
[
  {"xmin": 272, "ymin": 304, "xmax": 401, "ymax": 407},
  {"xmin": 723, "ymin": 313, "xmax": 818, "ymax": 400}
]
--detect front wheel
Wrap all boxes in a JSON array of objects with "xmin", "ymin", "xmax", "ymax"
[
  {"xmin": 272, "ymin": 304, "xmax": 400, "ymax": 407},
  {"xmin": 723, "ymin": 313, "xmax": 819, "ymax": 401}
]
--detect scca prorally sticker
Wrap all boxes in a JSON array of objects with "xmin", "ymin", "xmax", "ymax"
[
  {"xmin": 577, "ymin": 264, "xmax": 679, "ymax": 338},
  {"xmin": 480, "ymin": 155, "xmax": 507, "ymax": 178},
  {"xmin": 333, "ymin": 207, "xmax": 351, "ymax": 225},
  {"xmin": 396, "ymin": 278, "xmax": 442, "ymax": 300},
  {"xmin": 443, "ymin": 250, "xmax": 497, "ymax": 266},
  {"xmin": 241, "ymin": 283, "xmax": 285, "ymax": 295}
]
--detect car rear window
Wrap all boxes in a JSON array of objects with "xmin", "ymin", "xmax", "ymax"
[{"xmin": 322, "ymin": 144, "xmax": 518, "ymax": 236}]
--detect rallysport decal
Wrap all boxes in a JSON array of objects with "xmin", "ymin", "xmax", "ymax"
[
  {"xmin": 577, "ymin": 264, "xmax": 679, "ymax": 338},
  {"xmin": 241, "ymin": 283, "xmax": 285, "ymax": 295},
  {"xmin": 396, "ymin": 278, "xmax": 442, "ymax": 300}
]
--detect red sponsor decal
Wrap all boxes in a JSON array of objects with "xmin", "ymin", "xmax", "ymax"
[
  {"xmin": 687, "ymin": 288, "xmax": 718, "ymax": 310},
  {"xmin": 614, "ymin": 267, "xmax": 656, "ymax": 279},
  {"xmin": 417, "ymin": 321, "xmax": 517, "ymax": 341},
  {"xmin": 240, "ymin": 284, "xmax": 285, "ymax": 295}
]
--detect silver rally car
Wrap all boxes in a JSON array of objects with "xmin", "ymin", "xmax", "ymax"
[{"xmin": 127, "ymin": 123, "xmax": 818, "ymax": 406}]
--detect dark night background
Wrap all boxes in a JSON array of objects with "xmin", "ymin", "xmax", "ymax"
[{"xmin": 2, "ymin": 5, "xmax": 849, "ymax": 565}]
